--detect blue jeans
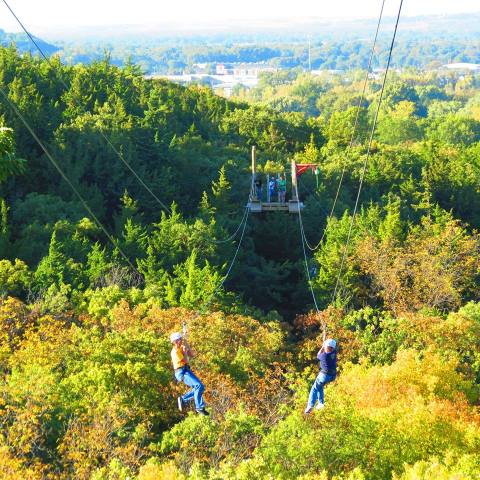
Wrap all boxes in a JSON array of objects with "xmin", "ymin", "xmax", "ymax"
[
  {"xmin": 307, "ymin": 372, "xmax": 335, "ymax": 408},
  {"xmin": 174, "ymin": 366, "xmax": 205, "ymax": 410}
]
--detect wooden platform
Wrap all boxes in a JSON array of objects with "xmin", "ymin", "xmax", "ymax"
[{"xmin": 247, "ymin": 201, "xmax": 304, "ymax": 213}]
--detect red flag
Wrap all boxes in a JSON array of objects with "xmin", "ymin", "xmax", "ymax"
[{"xmin": 296, "ymin": 163, "xmax": 318, "ymax": 177}]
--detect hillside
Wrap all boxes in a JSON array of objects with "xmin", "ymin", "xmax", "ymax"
[
  {"xmin": 0, "ymin": 46, "xmax": 479, "ymax": 479},
  {"xmin": 0, "ymin": 28, "xmax": 59, "ymax": 56}
]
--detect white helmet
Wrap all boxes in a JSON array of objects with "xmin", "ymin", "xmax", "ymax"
[
  {"xmin": 324, "ymin": 338, "xmax": 336, "ymax": 349},
  {"xmin": 170, "ymin": 332, "xmax": 182, "ymax": 343}
]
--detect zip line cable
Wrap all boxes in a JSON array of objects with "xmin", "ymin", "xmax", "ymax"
[
  {"xmin": 1, "ymin": 0, "xmax": 401, "ymax": 324},
  {"xmin": 0, "ymin": 79, "xmax": 252, "ymax": 301},
  {"xmin": 301, "ymin": 0, "xmax": 387, "ymax": 252},
  {"xmin": 210, "ymin": 174, "xmax": 256, "ymax": 244},
  {"xmin": 331, "ymin": 0, "xmax": 404, "ymax": 305},
  {"xmin": 292, "ymin": 0, "xmax": 386, "ymax": 341},
  {"xmin": 0, "ymin": 84, "xmax": 139, "ymax": 274},
  {"xmin": 183, "ymin": 206, "xmax": 251, "ymax": 333},
  {"xmin": 208, "ymin": 209, "xmax": 250, "ymax": 303},
  {"xmin": 298, "ymin": 202, "xmax": 329, "ymax": 341},
  {"xmin": 297, "ymin": 205, "xmax": 321, "ymax": 314},
  {"xmin": 183, "ymin": 179, "xmax": 255, "ymax": 334},
  {"xmin": 2, "ymin": 0, "xmax": 171, "ymax": 215},
  {"xmin": 212, "ymin": 205, "xmax": 250, "ymax": 244}
]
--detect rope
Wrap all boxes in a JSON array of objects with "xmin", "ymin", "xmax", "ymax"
[
  {"xmin": 332, "ymin": 0, "xmax": 404, "ymax": 305},
  {"xmin": 298, "ymin": 203, "xmax": 329, "ymax": 340},
  {"xmin": 298, "ymin": 205, "xmax": 321, "ymax": 314},
  {"xmin": 1, "ymin": 68, "xmax": 250, "ymax": 329},
  {"xmin": 2, "ymin": 0, "xmax": 172, "ymax": 215},
  {"xmin": 211, "ymin": 169, "xmax": 256, "ymax": 244},
  {"xmin": 212, "ymin": 206, "xmax": 250, "ymax": 244},
  {"xmin": 183, "ymin": 205, "xmax": 251, "ymax": 334},
  {"xmin": 0, "ymin": 84, "xmax": 139, "ymax": 274},
  {"xmin": 300, "ymin": 0, "xmax": 387, "ymax": 252}
]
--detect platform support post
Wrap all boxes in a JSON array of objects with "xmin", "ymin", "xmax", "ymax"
[
  {"xmin": 291, "ymin": 159, "xmax": 299, "ymax": 202},
  {"xmin": 267, "ymin": 173, "xmax": 270, "ymax": 202},
  {"xmin": 251, "ymin": 146, "xmax": 257, "ymax": 200}
]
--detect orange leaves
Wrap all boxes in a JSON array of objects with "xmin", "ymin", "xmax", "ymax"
[
  {"xmin": 294, "ymin": 307, "xmax": 360, "ymax": 368},
  {"xmin": 0, "ymin": 297, "xmax": 32, "ymax": 352},
  {"xmin": 59, "ymin": 413, "xmax": 137, "ymax": 480},
  {"xmin": 356, "ymin": 217, "xmax": 480, "ymax": 314}
]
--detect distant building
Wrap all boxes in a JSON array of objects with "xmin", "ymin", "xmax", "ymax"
[
  {"xmin": 193, "ymin": 63, "xmax": 209, "ymax": 74},
  {"xmin": 147, "ymin": 61, "xmax": 280, "ymax": 96},
  {"xmin": 442, "ymin": 63, "xmax": 480, "ymax": 72},
  {"xmin": 216, "ymin": 64, "xmax": 233, "ymax": 75},
  {"xmin": 311, "ymin": 69, "xmax": 344, "ymax": 76},
  {"xmin": 233, "ymin": 64, "xmax": 277, "ymax": 78},
  {"xmin": 212, "ymin": 83, "xmax": 235, "ymax": 97}
]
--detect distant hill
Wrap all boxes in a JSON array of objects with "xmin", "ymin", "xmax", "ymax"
[
  {"xmin": 2, "ymin": 13, "xmax": 478, "ymax": 73},
  {"xmin": 0, "ymin": 29, "xmax": 59, "ymax": 56}
]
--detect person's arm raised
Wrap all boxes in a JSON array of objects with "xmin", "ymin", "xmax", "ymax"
[{"xmin": 183, "ymin": 340, "xmax": 195, "ymax": 359}]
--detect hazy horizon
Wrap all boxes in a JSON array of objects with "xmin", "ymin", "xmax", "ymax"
[{"xmin": 1, "ymin": 0, "xmax": 479, "ymax": 36}]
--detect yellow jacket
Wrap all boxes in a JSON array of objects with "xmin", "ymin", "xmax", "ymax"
[{"xmin": 171, "ymin": 344, "xmax": 188, "ymax": 369}]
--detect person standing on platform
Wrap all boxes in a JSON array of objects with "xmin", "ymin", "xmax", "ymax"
[
  {"xmin": 268, "ymin": 177, "xmax": 276, "ymax": 202},
  {"xmin": 278, "ymin": 174, "xmax": 286, "ymax": 203}
]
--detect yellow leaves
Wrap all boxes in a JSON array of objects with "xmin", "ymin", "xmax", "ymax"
[
  {"xmin": 137, "ymin": 460, "xmax": 186, "ymax": 480},
  {"xmin": 0, "ymin": 445, "xmax": 43, "ymax": 480},
  {"xmin": 1, "ymin": 293, "xmax": 477, "ymax": 479},
  {"xmin": 469, "ymin": 104, "xmax": 480, "ymax": 122},
  {"xmin": 141, "ymin": 306, "xmax": 190, "ymax": 336},
  {"xmin": 393, "ymin": 311, "xmax": 480, "ymax": 388},
  {"xmin": 186, "ymin": 311, "xmax": 285, "ymax": 378},
  {"xmin": 9, "ymin": 313, "xmax": 73, "ymax": 380},
  {"xmin": 334, "ymin": 347, "xmax": 479, "ymax": 454},
  {"xmin": 394, "ymin": 454, "xmax": 480, "ymax": 480},
  {"xmin": 392, "ymin": 101, "xmax": 418, "ymax": 119}
]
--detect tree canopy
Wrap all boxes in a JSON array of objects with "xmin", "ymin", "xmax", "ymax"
[{"xmin": 0, "ymin": 45, "xmax": 479, "ymax": 479}]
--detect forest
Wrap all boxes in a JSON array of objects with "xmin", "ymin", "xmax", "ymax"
[
  {"xmin": 55, "ymin": 37, "xmax": 480, "ymax": 74},
  {"xmin": 0, "ymin": 43, "xmax": 480, "ymax": 479},
  {"xmin": 2, "ymin": 13, "xmax": 480, "ymax": 74}
]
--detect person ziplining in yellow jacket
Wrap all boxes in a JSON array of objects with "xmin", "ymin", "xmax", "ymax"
[{"xmin": 170, "ymin": 332, "xmax": 209, "ymax": 416}]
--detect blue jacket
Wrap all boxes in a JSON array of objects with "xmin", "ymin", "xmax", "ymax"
[{"xmin": 317, "ymin": 350, "xmax": 337, "ymax": 377}]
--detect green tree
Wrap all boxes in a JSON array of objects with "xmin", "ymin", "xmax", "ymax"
[{"xmin": 0, "ymin": 127, "xmax": 25, "ymax": 183}]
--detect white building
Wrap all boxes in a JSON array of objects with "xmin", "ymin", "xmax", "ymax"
[
  {"xmin": 442, "ymin": 63, "xmax": 480, "ymax": 72},
  {"xmin": 233, "ymin": 64, "xmax": 277, "ymax": 78}
]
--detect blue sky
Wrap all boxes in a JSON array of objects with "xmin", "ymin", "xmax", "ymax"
[{"xmin": 1, "ymin": 0, "xmax": 479, "ymax": 32}]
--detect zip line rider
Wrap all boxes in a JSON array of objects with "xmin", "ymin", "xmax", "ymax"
[
  {"xmin": 305, "ymin": 338, "xmax": 337, "ymax": 414},
  {"xmin": 170, "ymin": 332, "xmax": 209, "ymax": 416}
]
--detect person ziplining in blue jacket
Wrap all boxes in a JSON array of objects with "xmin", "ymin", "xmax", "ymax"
[{"xmin": 305, "ymin": 338, "xmax": 337, "ymax": 413}]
